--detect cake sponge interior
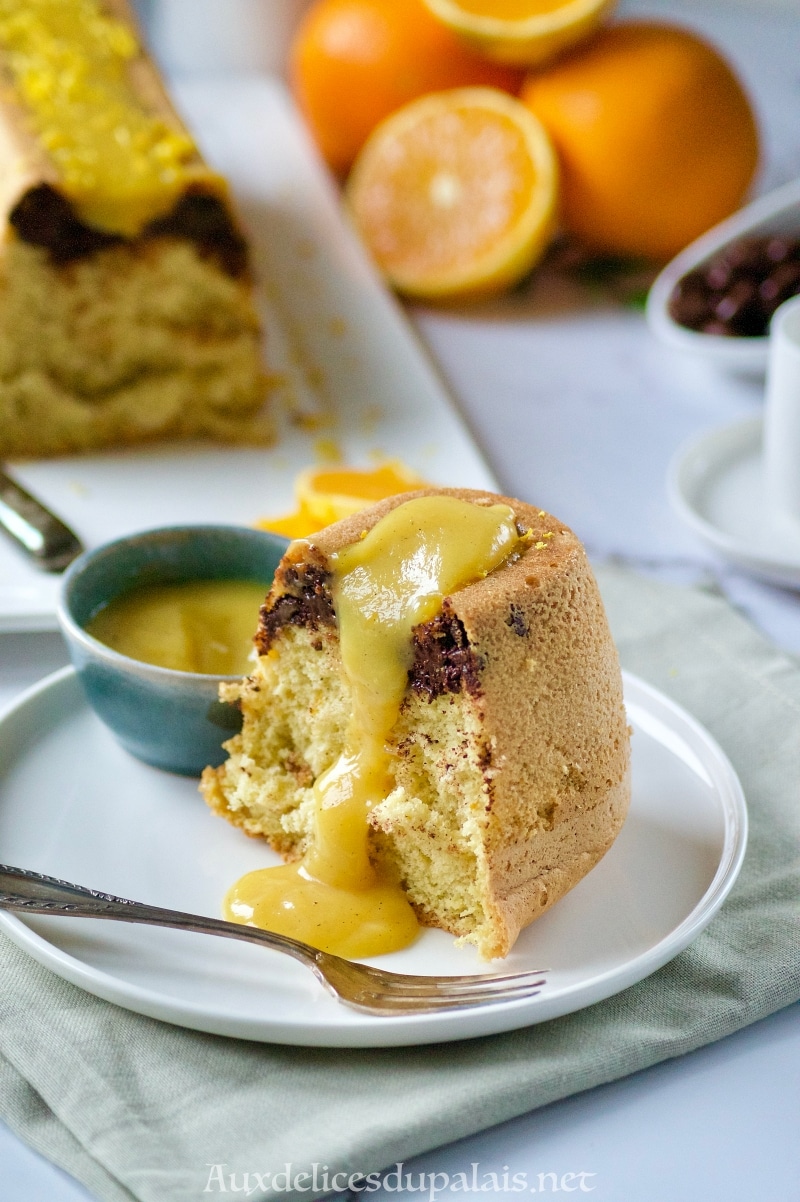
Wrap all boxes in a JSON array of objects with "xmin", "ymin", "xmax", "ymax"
[
  {"xmin": 206, "ymin": 624, "xmax": 505, "ymax": 952},
  {"xmin": 0, "ymin": 234, "xmax": 268, "ymax": 457}
]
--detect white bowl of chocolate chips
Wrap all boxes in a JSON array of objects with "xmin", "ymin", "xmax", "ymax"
[{"xmin": 646, "ymin": 177, "xmax": 800, "ymax": 373}]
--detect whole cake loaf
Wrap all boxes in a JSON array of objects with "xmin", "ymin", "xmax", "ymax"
[
  {"xmin": 0, "ymin": 0, "xmax": 269, "ymax": 457},
  {"xmin": 202, "ymin": 489, "xmax": 631, "ymax": 960}
]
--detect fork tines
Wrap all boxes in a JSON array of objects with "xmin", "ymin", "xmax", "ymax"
[{"xmin": 348, "ymin": 969, "xmax": 549, "ymax": 1013}]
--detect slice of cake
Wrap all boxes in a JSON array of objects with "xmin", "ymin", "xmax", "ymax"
[
  {"xmin": 201, "ymin": 489, "xmax": 631, "ymax": 959},
  {"xmin": 0, "ymin": 0, "xmax": 269, "ymax": 457}
]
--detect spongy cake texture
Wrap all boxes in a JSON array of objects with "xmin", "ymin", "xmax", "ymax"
[
  {"xmin": 0, "ymin": 235, "xmax": 268, "ymax": 457},
  {"xmin": 201, "ymin": 489, "xmax": 631, "ymax": 959}
]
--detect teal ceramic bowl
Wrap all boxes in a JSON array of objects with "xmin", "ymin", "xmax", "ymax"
[{"xmin": 57, "ymin": 525, "xmax": 289, "ymax": 776}]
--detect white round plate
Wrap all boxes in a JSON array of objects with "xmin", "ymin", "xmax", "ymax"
[
  {"xmin": 646, "ymin": 177, "xmax": 800, "ymax": 373},
  {"xmin": 0, "ymin": 668, "xmax": 747, "ymax": 1048},
  {"xmin": 669, "ymin": 416, "xmax": 800, "ymax": 589}
]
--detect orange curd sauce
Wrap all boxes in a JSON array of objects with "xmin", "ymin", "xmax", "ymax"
[
  {"xmin": 223, "ymin": 495, "xmax": 523, "ymax": 958},
  {"xmin": 85, "ymin": 579, "xmax": 268, "ymax": 675}
]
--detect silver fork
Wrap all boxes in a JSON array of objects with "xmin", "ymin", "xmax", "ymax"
[{"xmin": 0, "ymin": 865, "xmax": 547, "ymax": 1016}]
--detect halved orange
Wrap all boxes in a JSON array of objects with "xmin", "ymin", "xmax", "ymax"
[
  {"xmin": 421, "ymin": 0, "xmax": 618, "ymax": 66},
  {"xmin": 346, "ymin": 87, "xmax": 558, "ymax": 301}
]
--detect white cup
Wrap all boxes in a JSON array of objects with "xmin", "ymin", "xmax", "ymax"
[
  {"xmin": 138, "ymin": 0, "xmax": 314, "ymax": 76},
  {"xmin": 763, "ymin": 294, "xmax": 800, "ymax": 534}
]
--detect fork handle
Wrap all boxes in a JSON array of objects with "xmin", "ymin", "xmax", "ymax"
[
  {"xmin": 0, "ymin": 863, "xmax": 321, "ymax": 971},
  {"xmin": 0, "ymin": 469, "xmax": 83, "ymax": 571}
]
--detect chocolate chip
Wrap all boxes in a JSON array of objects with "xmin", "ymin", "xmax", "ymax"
[
  {"xmin": 410, "ymin": 610, "xmax": 484, "ymax": 700},
  {"xmin": 10, "ymin": 182, "xmax": 249, "ymax": 277},
  {"xmin": 668, "ymin": 234, "xmax": 800, "ymax": 338},
  {"xmin": 256, "ymin": 564, "xmax": 335, "ymax": 654},
  {"xmin": 505, "ymin": 604, "xmax": 529, "ymax": 637}
]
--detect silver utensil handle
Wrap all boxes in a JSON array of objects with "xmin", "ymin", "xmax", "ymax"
[
  {"xmin": 0, "ymin": 469, "xmax": 84, "ymax": 571},
  {"xmin": 0, "ymin": 863, "xmax": 317, "ymax": 968}
]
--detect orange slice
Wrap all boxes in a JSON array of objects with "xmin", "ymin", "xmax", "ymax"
[
  {"xmin": 421, "ymin": 0, "xmax": 617, "ymax": 66},
  {"xmin": 256, "ymin": 460, "xmax": 428, "ymax": 538},
  {"xmin": 346, "ymin": 87, "xmax": 558, "ymax": 301}
]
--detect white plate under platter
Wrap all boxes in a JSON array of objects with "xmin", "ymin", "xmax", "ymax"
[
  {"xmin": 669, "ymin": 416, "xmax": 800, "ymax": 589},
  {"xmin": 0, "ymin": 76, "xmax": 494, "ymax": 634},
  {"xmin": 0, "ymin": 668, "xmax": 747, "ymax": 1049}
]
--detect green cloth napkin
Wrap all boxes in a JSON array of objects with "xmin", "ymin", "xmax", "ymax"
[{"xmin": 1, "ymin": 565, "xmax": 799, "ymax": 1202}]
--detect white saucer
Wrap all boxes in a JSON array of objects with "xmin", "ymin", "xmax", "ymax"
[
  {"xmin": 0, "ymin": 668, "xmax": 746, "ymax": 1048},
  {"xmin": 669, "ymin": 416, "xmax": 800, "ymax": 588}
]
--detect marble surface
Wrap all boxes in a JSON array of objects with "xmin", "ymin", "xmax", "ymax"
[{"xmin": 2, "ymin": 0, "xmax": 799, "ymax": 1197}]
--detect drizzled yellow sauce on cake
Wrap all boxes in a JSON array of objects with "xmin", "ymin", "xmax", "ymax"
[
  {"xmin": 224, "ymin": 496, "xmax": 522, "ymax": 957},
  {"xmin": 0, "ymin": 0, "xmax": 210, "ymax": 234}
]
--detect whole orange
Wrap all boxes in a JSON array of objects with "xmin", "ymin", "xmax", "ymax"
[
  {"xmin": 290, "ymin": 0, "xmax": 525, "ymax": 175},
  {"xmin": 520, "ymin": 22, "xmax": 760, "ymax": 261}
]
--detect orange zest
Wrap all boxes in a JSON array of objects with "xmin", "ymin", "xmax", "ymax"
[
  {"xmin": 420, "ymin": 0, "xmax": 617, "ymax": 66},
  {"xmin": 346, "ymin": 87, "xmax": 558, "ymax": 300}
]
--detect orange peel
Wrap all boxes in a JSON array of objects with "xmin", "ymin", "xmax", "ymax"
[
  {"xmin": 420, "ymin": 0, "xmax": 617, "ymax": 67},
  {"xmin": 256, "ymin": 461, "xmax": 429, "ymax": 539}
]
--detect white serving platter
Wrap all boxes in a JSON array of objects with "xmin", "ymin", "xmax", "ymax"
[
  {"xmin": 0, "ymin": 76, "xmax": 495, "ymax": 634},
  {"xmin": 0, "ymin": 668, "xmax": 747, "ymax": 1049}
]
